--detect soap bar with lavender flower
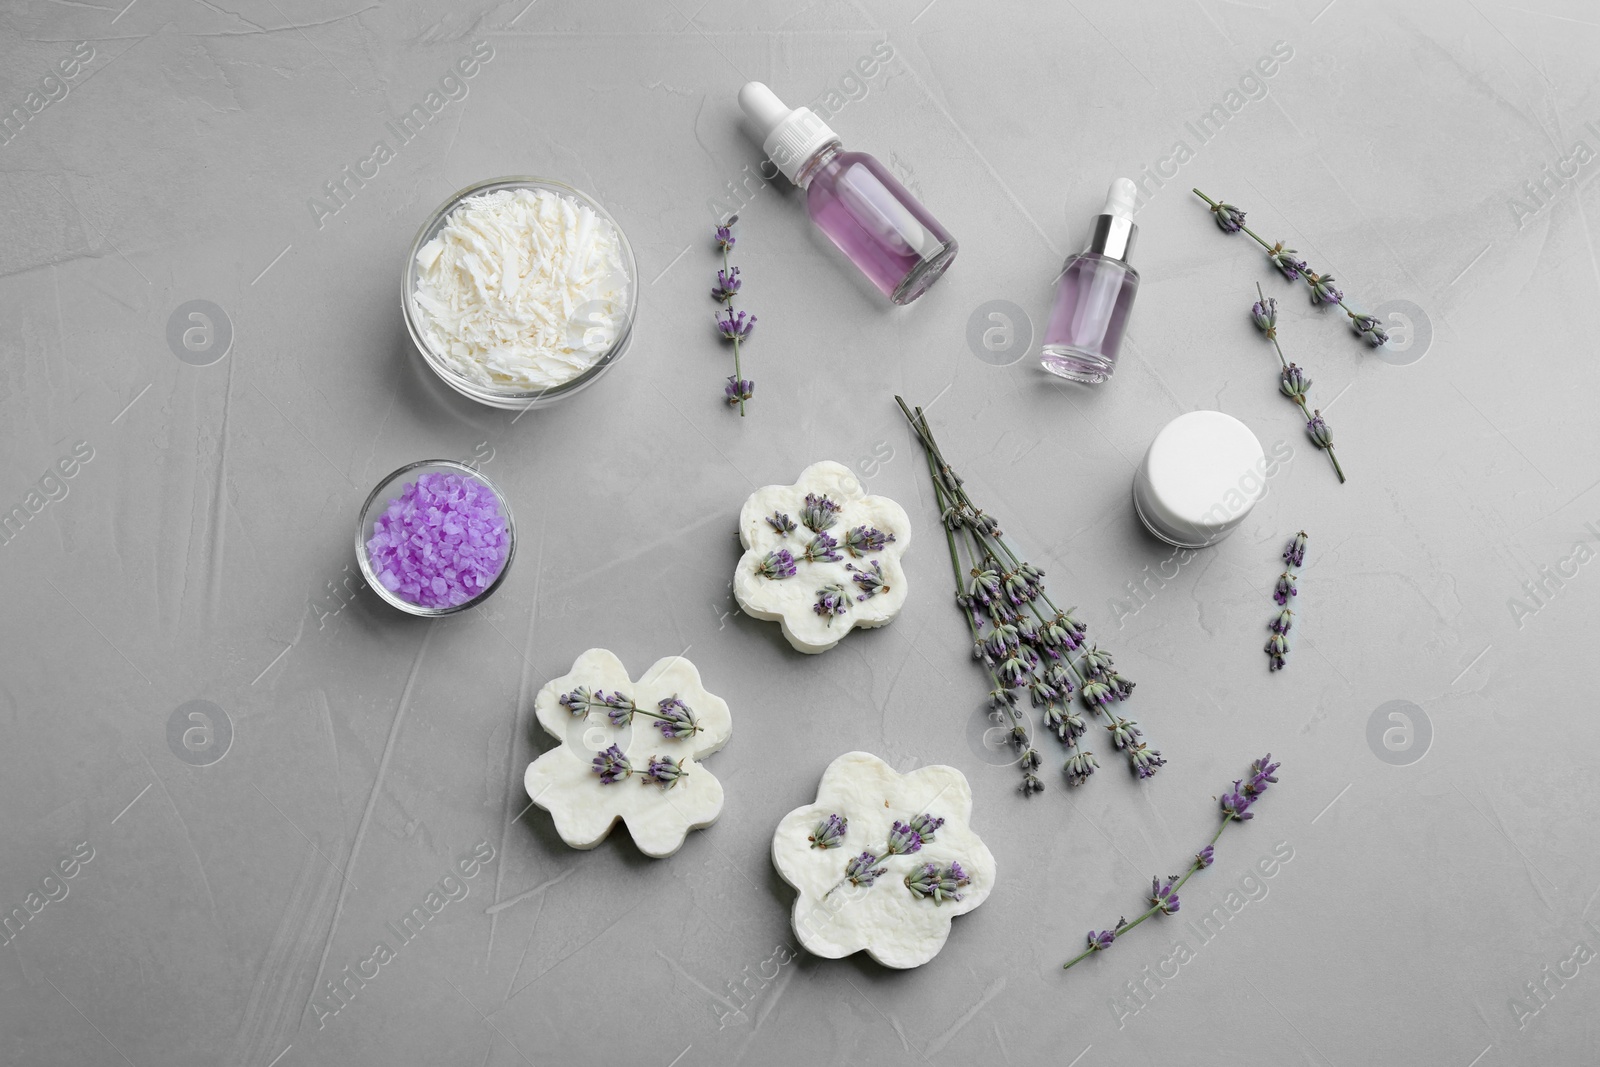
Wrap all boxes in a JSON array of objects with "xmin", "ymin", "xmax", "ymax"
[
  {"xmin": 734, "ymin": 460, "xmax": 911, "ymax": 654},
  {"xmin": 524, "ymin": 649, "xmax": 732, "ymax": 858},
  {"xmin": 772, "ymin": 752, "xmax": 996, "ymax": 968}
]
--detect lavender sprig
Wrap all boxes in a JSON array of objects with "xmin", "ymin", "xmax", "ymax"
[
  {"xmin": 896, "ymin": 396, "xmax": 1162, "ymax": 795},
  {"xmin": 1250, "ymin": 286, "xmax": 1347, "ymax": 484},
  {"xmin": 821, "ymin": 811, "xmax": 966, "ymax": 901},
  {"xmin": 809, "ymin": 813, "xmax": 847, "ymax": 849},
  {"xmin": 1267, "ymin": 533, "xmax": 1306, "ymax": 671},
  {"xmin": 1063, "ymin": 754, "xmax": 1282, "ymax": 970},
  {"xmin": 712, "ymin": 215, "xmax": 754, "ymax": 414},
  {"xmin": 1194, "ymin": 188, "xmax": 1389, "ymax": 348},
  {"xmin": 561, "ymin": 689, "xmax": 702, "ymax": 738}
]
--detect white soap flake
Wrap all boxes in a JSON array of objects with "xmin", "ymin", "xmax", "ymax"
[{"xmin": 412, "ymin": 187, "xmax": 631, "ymax": 390}]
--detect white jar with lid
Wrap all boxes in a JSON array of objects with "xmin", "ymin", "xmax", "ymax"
[{"xmin": 1133, "ymin": 411, "xmax": 1269, "ymax": 548}]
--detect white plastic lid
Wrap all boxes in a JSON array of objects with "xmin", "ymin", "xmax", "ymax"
[
  {"xmin": 738, "ymin": 82, "xmax": 840, "ymax": 184},
  {"xmin": 1100, "ymin": 177, "xmax": 1138, "ymax": 221},
  {"xmin": 1133, "ymin": 411, "xmax": 1267, "ymax": 548}
]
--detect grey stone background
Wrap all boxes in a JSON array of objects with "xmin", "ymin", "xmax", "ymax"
[{"xmin": 1, "ymin": 0, "xmax": 1595, "ymax": 1064}]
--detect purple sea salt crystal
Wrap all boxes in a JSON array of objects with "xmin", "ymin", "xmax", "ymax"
[
  {"xmin": 1274, "ymin": 573, "xmax": 1298, "ymax": 606},
  {"xmin": 714, "ymin": 216, "xmax": 737, "ymax": 250},
  {"xmin": 886, "ymin": 820, "xmax": 924, "ymax": 856},
  {"xmin": 724, "ymin": 377, "xmax": 755, "ymax": 406},
  {"xmin": 365, "ymin": 471, "xmax": 510, "ymax": 611},
  {"xmin": 800, "ymin": 493, "xmax": 841, "ymax": 532},
  {"xmin": 717, "ymin": 308, "xmax": 755, "ymax": 342},
  {"xmin": 801, "ymin": 531, "xmax": 843, "ymax": 564},
  {"xmin": 1306, "ymin": 410, "xmax": 1334, "ymax": 449},
  {"xmin": 845, "ymin": 851, "xmax": 887, "ymax": 888},
  {"xmin": 1087, "ymin": 929, "xmax": 1116, "ymax": 952},
  {"xmin": 1306, "ymin": 271, "xmax": 1343, "ymax": 306},
  {"xmin": 1211, "ymin": 202, "xmax": 1246, "ymax": 232},
  {"xmin": 809, "ymin": 814, "xmax": 847, "ymax": 849},
  {"xmin": 653, "ymin": 697, "xmax": 700, "ymax": 739},
  {"xmin": 1270, "ymin": 608, "xmax": 1294, "ymax": 634},
  {"xmin": 1196, "ymin": 845, "xmax": 1215, "ymax": 868},
  {"xmin": 766, "ymin": 511, "xmax": 797, "ymax": 537},
  {"xmin": 1151, "ymin": 876, "xmax": 1180, "ymax": 915},
  {"xmin": 642, "ymin": 755, "xmax": 687, "ymax": 789},
  {"xmin": 1064, "ymin": 748, "xmax": 1099, "ymax": 786},
  {"xmin": 845, "ymin": 525, "xmax": 895, "ymax": 557},
  {"xmin": 846, "ymin": 560, "xmax": 889, "ymax": 600},
  {"xmin": 711, "ymin": 266, "xmax": 741, "ymax": 301},
  {"xmin": 1265, "ymin": 632, "xmax": 1289, "ymax": 671},
  {"xmin": 591, "ymin": 744, "xmax": 632, "ymax": 784},
  {"xmin": 756, "ymin": 549, "xmax": 797, "ymax": 580},
  {"xmin": 1283, "ymin": 531, "xmax": 1308, "ymax": 568},
  {"xmin": 814, "ymin": 584, "xmax": 849, "ymax": 624}
]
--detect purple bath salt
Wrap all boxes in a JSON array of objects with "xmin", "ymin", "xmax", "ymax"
[{"xmin": 365, "ymin": 471, "xmax": 509, "ymax": 609}]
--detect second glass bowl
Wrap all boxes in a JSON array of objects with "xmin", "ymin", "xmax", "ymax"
[
  {"xmin": 402, "ymin": 176, "xmax": 638, "ymax": 410},
  {"xmin": 355, "ymin": 460, "xmax": 516, "ymax": 617}
]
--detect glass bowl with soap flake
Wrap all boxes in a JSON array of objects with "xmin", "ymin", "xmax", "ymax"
[{"xmin": 403, "ymin": 176, "xmax": 638, "ymax": 410}]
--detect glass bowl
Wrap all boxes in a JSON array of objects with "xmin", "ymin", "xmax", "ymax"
[
  {"xmin": 402, "ymin": 176, "xmax": 638, "ymax": 410},
  {"xmin": 355, "ymin": 459, "xmax": 517, "ymax": 617}
]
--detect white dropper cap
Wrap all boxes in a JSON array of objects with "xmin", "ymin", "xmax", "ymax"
[
  {"xmin": 738, "ymin": 82, "xmax": 840, "ymax": 184},
  {"xmin": 1100, "ymin": 177, "xmax": 1139, "ymax": 222}
]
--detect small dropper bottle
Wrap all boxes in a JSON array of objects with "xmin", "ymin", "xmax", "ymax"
[
  {"xmin": 1040, "ymin": 179, "xmax": 1141, "ymax": 384},
  {"xmin": 738, "ymin": 81, "xmax": 958, "ymax": 305}
]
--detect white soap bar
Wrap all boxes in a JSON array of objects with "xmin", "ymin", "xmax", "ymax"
[
  {"xmin": 734, "ymin": 460, "xmax": 911, "ymax": 654},
  {"xmin": 525, "ymin": 649, "xmax": 731, "ymax": 858},
  {"xmin": 1133, "ymin": 410, "xmax": 1267, "ymax": 547},
  {"xmin": 772, "ymin": 752, "xmax": 996, "ymax": 969}
]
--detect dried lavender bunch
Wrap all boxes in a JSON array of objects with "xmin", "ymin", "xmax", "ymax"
[
  {"xmin": 1250, "ymin": 286, "xmax": 1346, "ymax": 484},
  {"xmin": 713, "ymin": 216, "xmax": 754, "ymax": 414},
  {"xmin": 1194, "ymin": 188, "xmax": 1388, "ymax": 348},
  {"xmin": 1063, "ymin": 754, "xmax": 1281, "ymax": 970},
  {"xmin": 1266, "ymin": 533, "xmax": 1306, "ymax": 671},
  {"xmin": 895, "ymin": 397, "xmax": 1163, "ymax": 795}
]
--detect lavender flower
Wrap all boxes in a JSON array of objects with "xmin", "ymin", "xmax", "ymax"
[
  {"xmin": 809, "ymin": 813, "xmax": 847, "ymax": 849},
  {"xmin": 653, "ymin": 697, "xmax": 700, "ymax": 739},
  {"xmin": 1279, "ymin": 363, "xmax": 1311, "ymax": 400},
  {"xmin": 756, "ymin": 548, "xmax": 797, "ymax": 580},
  {"xmin": 1307, "ymin": 410, "xmax": 1334, "ymax": 449},
  {"xmin": 642, "ymin": 755, "xmax": 687, "ymax": 789},
  {"xmin": 800, "ymin": 493, "xmax": 841, "ymax": 532},
  {"xmin": 1064, "ymin": 748, "xmax": 1099, "ymax": 786},
  {"xmin": 905, "ymin": 861, "xmax": 971, "ymax": 903},
  {"xmin": 1080, "ymin": 646, "xmax": 1115, "ymax": 675},
  {"xmin": 1257, "ymin": 289, "xmax": 1346, "ymax": 483},
  {"xmin": 714, "ymin": 216, "xmax": 737, "ymax": 250},
  {"xmin": 1028, "ymin": 677, "xmax": 1062, "ymax": 708},
  {"xmin": 724, "ymin": 377, "xmax": 755, "ymax": 407},
  {"xmin": 1251, "ymin": 295, "xmax": 1278, "ymax": 338},
  {"xmin": 591, "ymin": 744, "xmax": 632, "ymax": 784},
  {"xmin": 846, "ymin": 560, "xmax": 889, "ymax": 600},
  {"xmin": 765, "ymin": 511, "xmax": 797, "ymax": 537},
  {"xmin": 1044, "ymin": 704, "xmax": 1087, "ymax": 744},
  {"xmin": 967, "ymin": 567, "xmax": 1001, "ymax": 605},
  {"xmin": 558, "ymin": 687, "xmax": 600, "ymax": 717},
  {"xmin": 1195, "ymin": 845, "xmax": 1215, "ymax": 868},
  {"xmin": 1129, "ymin": 744, "xmax": 1166, "ymax": 780},
  {"xmin": 1021, "ymin": 773, "xmax": 1045, "ymax": 794},
  {"xmin": 1210, "ymin": 201, "xmax": 1246, "ymax": 232},
  {"xmin": 1273, "ymin": 573, "xmax": 1297, "ymax": 606},
  {"xmin": 1108, "ymin": 716, "xmax": 1143, "ymax": 750},
  {"xmin": 1247, "ymin": 753, "xmax": 1280, "ymax": 793},
  {"xmin": 710, "ymin": 266, "xmax": 741, "ymax": 302},
  {"xmin": 1220, "ymin": 784, "xmax": 1253, "ymax": 821},
  {"xmin": 1151, "ymin": 876, "xmax": 1180, "ymax": 915},
  {"xmin": 596, "ymin": 691, "xmax": 638, "ymax": 726},
  {"xmin": 1002, "ymin": 570, "xmax": 1035, "ymax": 606},
  {"xmin": 1080, "ymin": 678, "xmax": 1114, "ymax": 709},
  {"xmin": 984, "ymin": 622, "xmax": 1021, "ymax": 660},
  {"xmin": 1263, "ymin": 634, "xmax": 1288, "ymax": 671},
  {"xmin": 996, "ymin": 652, "xmax": 1033, "ymax": 688},
  {"xmin": 886, "ymin": 820, "xmax": 925, "ymax": 856},
  {"xmin": 801, "ymin": 531, "xmax": 843, "ymax": 564},
  {"xmin": 845, "ymin": 525, "xmax": 895, "ymax": 557},
  {"xmin": 845, "ymin": 851, "xmax": 887, "ymax": 888},
  {"xmin": 1270, "ymin": 608, "xmax": 1294, "ymax": 634},
  {"xmin": 1349, "ymin": 310, "xmax": 1389, "ymax": 346},
  {"xmin": 814, "ymin": 584, "xmax": 849, "ymax": 624},
  {"xmin": 907, "ymin": 813, "xmax": 944, "ymax": 841},
  {"xmin": 1267, "ymin": 242, "xmax": 1308, "ymax": 280},
  {"xmin": 1087, "ymin": 929, "xmax": 1116, "ymax": 953},
  {"xmin": 1306, "ymin": 271, "xmax": 1343, "ymax": 306},
  {"xmin": 1283, "ymin": 531, "xmax": 1307, "ymax": 567}
]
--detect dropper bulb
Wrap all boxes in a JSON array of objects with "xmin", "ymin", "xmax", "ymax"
[
  {"xmin": 1100, "ymin": 177, "xmax": 1138, "ymax": 221},
  {"xmin": 738, "ymin": 82, "xmax": 792, "ymax": 136}
]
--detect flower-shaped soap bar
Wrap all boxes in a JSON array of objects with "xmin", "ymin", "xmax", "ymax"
[
  {"xmin": 525, "ymin": 649, "xmax": 732, "ymax": 858},
  {"xmin": 734, "ymin": 461, "xmax": 911, "ymax": 654},
  {"xmin": 772, "ymin": 752, "xmax": 996, "ymax": 968}
]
